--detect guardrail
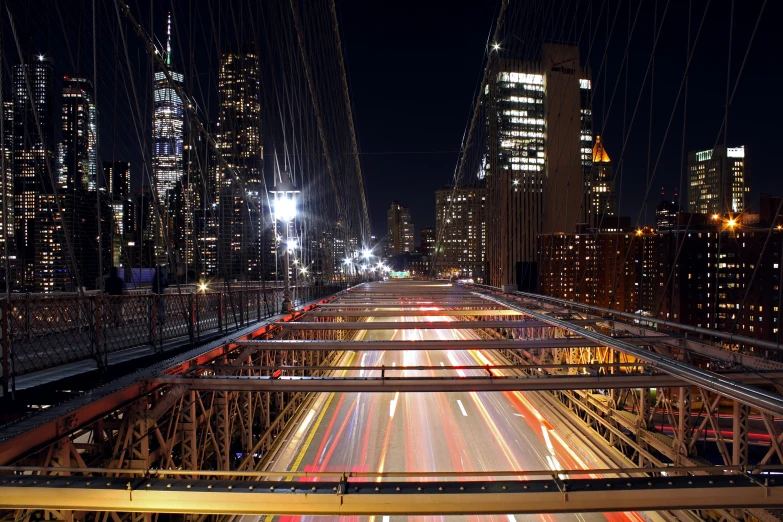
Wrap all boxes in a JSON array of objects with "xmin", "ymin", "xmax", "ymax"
[{"xmin": 0, "ymin": 283, "xmax": 348, "ymax": 394}]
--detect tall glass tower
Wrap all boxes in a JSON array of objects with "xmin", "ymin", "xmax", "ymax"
[
  {"xmin": 13, "ymin": 55, "xmax": 55, "ymax": 288},
  {"xmin": 152, "ymin": 13, "xmax": 184, "ymax": 204},
  {"xmin": 61, "ymin": 77, "xmax": 98, "ymax": 191},
  {"xmin": 216, "ymin": 48, "xmax": 264, "ymax": 279},
  {"xmin": 485, "ymin": 44, "xmax": 591, "ymax": 290}
]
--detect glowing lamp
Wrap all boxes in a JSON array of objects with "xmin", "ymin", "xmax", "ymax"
[{"xmin": 269, "ymin": 181, "xmax": 300, "ymax": 223}]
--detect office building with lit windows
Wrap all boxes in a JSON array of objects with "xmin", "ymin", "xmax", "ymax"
[
  {"xmin": 485, "ymin": 43, "xmax": 591, "ymax": 290},
  {"xmin": 215, "ymin": 48, "xmax": 265, "ymax": 280},
  {"xmin": 0, "ymin": 102, "xmax": 14, "ymax": 283},
  {"xmin": 538, "ymin": 225, "xmax": 657, "ymax": 313},
  {"xmin": 586, "ymin": 136, "xmax": 615, "ymax": 226},
  {"xmin": 387, "ymin": 201, "xmax": 414, "ymax": 256},
  {"xmin": 687, "ymin": 145, "xmax": 749, "ymax": 215},
  {"xmin": 104, "ymin": 161, "xmax": 130, "ymax": 266},
  {"xmin": 152, "ymin": 14, "xmax": 184, "ymax": 205},
  {"xmin": 657, "ymin": 206, "xmax": 781, "ymax": 345},
  {"xmin": 655, "ymin": 188, "xmax": 680, "ymax": 231},
  {"xmin": 13, "ymin": 55, "xmax": 56, "ymax": 289},
  {"xmin": 61, "ymin": 77, "xmax": 98, "ymax": 191},
  {"xmin": 419, "ymin": 227, "xmax": 436, "ymax": 256},
  {"xmin": 434, "ymin": 187, "xmax": 486, "ymax": 280}
]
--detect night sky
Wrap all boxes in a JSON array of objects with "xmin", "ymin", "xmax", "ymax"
[{"xmin": 6, "ymin": 0, "xmax": 782, "ymax": 243}]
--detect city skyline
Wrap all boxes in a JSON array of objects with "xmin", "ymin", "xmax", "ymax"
[
  {"xmin": 2, "ymin": 5, "xmax": 783, "ymax": 522},
  {"xmin": 6, "ymin": 3, "xmax": 782, "ymax": 238}
]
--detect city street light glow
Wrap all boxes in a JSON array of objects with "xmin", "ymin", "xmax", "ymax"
[
  {"xmin": 198, "ymin": 282, "xmax": 208, "ymax": 292},
  {"xmin": 492, "ymin": 42, "xmax": 500, "ymax": 51},
  {"xmin": 362, "ymin": 249, "xmax": 372, "ymax": 259},
  {"xmin": 274, "ymin": 197, "xmax": 297, "ymax": 222}
]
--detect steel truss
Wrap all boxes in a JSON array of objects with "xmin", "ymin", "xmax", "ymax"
[{"xmin": 1, "ymin": 282, "xmax": 783, "ymax": 521}]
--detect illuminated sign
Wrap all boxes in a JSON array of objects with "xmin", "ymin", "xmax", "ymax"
[{"xmin": 390, "ymin": 271, "xmax": 410, "ymax": 279}]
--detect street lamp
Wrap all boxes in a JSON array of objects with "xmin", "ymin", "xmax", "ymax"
[{"xmin": 270, "ymin": 180, "xmax": 300, "ymax": 313}]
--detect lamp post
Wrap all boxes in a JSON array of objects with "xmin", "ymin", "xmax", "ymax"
[
  {"xmin": 270, "ymin": 181, "xmax": 300, "ymax": 313},
  {"xmin": 362, "ymin": 249, "xmax": 372, "ymax": 282}
]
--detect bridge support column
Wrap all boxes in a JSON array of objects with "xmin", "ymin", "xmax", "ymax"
[
  {"xmin": 180, "ymin": 391, "xmax": 197, "ymax": 474},
  {"xmin": 215, "ymin": 391, "xmax": 231, "ymax": 471},
  {"xmin": 733, "ymin": 400, "xmax": 749, "ymax": 467}
]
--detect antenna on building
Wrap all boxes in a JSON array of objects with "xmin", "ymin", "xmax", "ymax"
[{"xmin": 166, "ymin": 12, "xmax": 172, "ymax": 66}]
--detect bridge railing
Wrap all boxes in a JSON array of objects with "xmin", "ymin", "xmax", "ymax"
[
  {"xmin": 461, "ymin": 281, "xmax": 783, "ymax": 361},
  {"xmin": 0, "ymin": 283, "xmax": 347, "ymax": 394}
]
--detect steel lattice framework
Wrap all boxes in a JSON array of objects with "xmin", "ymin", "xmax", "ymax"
[{"xmin": 1, "ymin": 281, "xmax": 783, "ymax": 521}]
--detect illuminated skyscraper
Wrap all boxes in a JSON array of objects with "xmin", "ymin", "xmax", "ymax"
[
  {"xmin": 485, "ymin": 43, "xmax": 591, "ymax": 289},
  {"xmin": 152, "ymin": 14, "xmax": 184, "ymax": 204},
  {"xmin": 215, "ymin": 48, "xmax": 264, "ymax": 279},
  {"xmin": 386, "ymin": 201, "xmax": 413, "ymax": 256},
  {"xmin": 0, "ymin": 102, "xmax": 14, "ymax": 280},
  {"xmin": 61, "ymin": 77, "xmax": 98, "ymax": 191},
  {"xmin": 687, "ymin": 145, "xmax": 749, "ymax": 215},
  {"xmin": 586, "ymin": 135, "xmax": 615, "ymax": 226},
  {"xmin": 13, "ymin": 55, "xmax": 56, "ymax": 288},
  {"xmin": 435, "ymin": 187, "xmax": 486, "ymax": 279},
  {"xmin": 105, "ymin": 160, "xmax": 130, "ymax": 266}
]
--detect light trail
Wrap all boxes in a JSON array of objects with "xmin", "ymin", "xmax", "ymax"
[{"xmin": 267, "ymin": 294, "xmax": 641, "ymax": 522}]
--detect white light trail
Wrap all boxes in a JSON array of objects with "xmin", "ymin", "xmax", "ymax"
[
  {"xmin": 389, "ymin": 392, "xmax": 400, "ymax": 418},
  {"xmin": 457, "ymin": 399, "xmax": 468, "ymax": 417}
]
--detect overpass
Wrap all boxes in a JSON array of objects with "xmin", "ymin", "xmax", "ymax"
[{"xmin": 1, "ymin": 281, "xmax": 783, "ymax": 521}]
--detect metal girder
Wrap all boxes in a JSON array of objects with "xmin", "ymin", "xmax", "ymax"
[
  {"xmin": 233, "ymin": 338, "xmax": 675, "ymax": 350},
  {"xmin": 318, "ymin": 301, "xmax": 505, "ymax": 310},
  {"xmin": 610, "ymin": 321, "xmax": 783, "ymax": 371},
  {"xmin": 303, "ymin": 309, "xmax": 526, "ymax": 317},
  {"xmin": 477, "ymin": 293, "xmax": 783, "ymax": 416},
  {"xmin": 275, "ymin": 320, "xmax": 595, "ymax": 330},
  {"xmin": 0, "ymin": 296, "xmax": 335, "ymax": 467},
  {"xmin": 155, "ymin": 371, "xmax": 783, "ymax": 393},
  {"xmin": 1, "ymin": 475, "xmax": 781, "ymax": 514}
]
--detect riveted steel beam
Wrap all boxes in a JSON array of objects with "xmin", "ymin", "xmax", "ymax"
[
  {"xmin": 0, "ymin": 475, "xmax": 780, "ymax": 514},
  {"xmin": 154, "ymin": 370, "xmax": 783, "ymax": 393},
  {"xmin": 233, "ymin": 338, "xmax": 674, "ymax": 350},
  {"xmin": 274, "ymin": 320, "xmax": 595, "ymax": 330}
]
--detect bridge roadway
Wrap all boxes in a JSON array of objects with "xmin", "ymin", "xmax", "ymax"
[
  {"xmin": 256, "ymin": 282, "xmax": 649, "ymax": 522},
  {"xmin": 5, "ymin": 281, "xmax": 783, "ymax": 518}
]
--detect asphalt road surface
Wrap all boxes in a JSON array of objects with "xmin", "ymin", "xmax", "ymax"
[{"xmin": 261, "ymin": 312, "xmax": 649, "ymax": 522}]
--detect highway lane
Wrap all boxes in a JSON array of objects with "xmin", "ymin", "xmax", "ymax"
[{"xmin": 263, "ymin": 311, "xmax": 648, "ymax": 522}]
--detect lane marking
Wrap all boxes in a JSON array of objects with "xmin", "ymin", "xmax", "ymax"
[
  {"xmin": 383, "ymin": 517, "xmax": 390, "ymax": 522},
  {"xmin": 513, "ymin": 413, "xmax": 525, "ymax": 417},
  {"xmin": 289, "ymin": 351, "xmax": 357, "ymax": 472},
  {"xmin": 457, "ymin": 399, "xmax": 468, "ymax": 417}
]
